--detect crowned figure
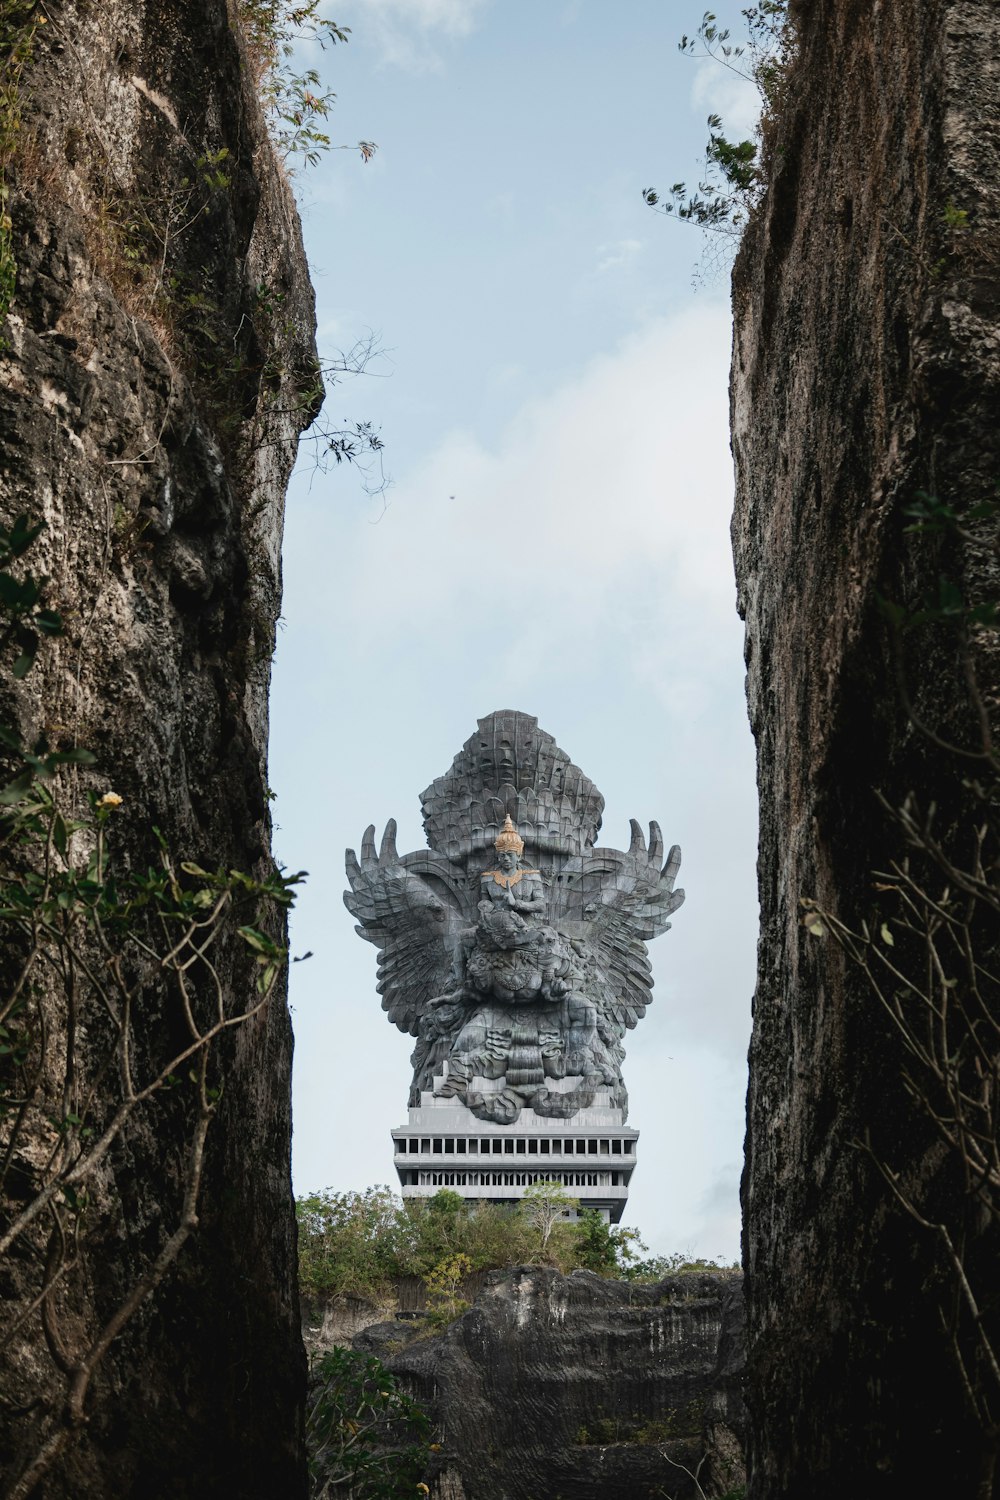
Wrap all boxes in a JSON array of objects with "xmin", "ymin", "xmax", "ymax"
[{"xmin": 477, "ymin": 814, "xmax": 546, "ymax": 931}]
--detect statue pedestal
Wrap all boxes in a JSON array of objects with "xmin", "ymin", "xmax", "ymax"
[{"xmin": 390, "ymin": 1091, "xmax": 638, "ymax": 1223}]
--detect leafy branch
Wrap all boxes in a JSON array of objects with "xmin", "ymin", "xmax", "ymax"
[
  {"xmin": 307, "ymin": 1346, "xmax": 431, "ymax": 1500},
  {"xmin": 237, "ymin": 1, "xmax": 377, "ymax": 170},
  {"xmin": 643, "ymin": 4, "xmax": 793, "ymax": 238}
]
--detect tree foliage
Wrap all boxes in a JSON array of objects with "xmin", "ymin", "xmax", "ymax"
[
  {"xmin": 295, "ymin": 1185, "xmax": 709, "ymax": 1303},
  {"xmin": 520, "ymin": 1178, "xmax": 579, "ymax": 1248},
  {"xmin": 307, "ymin": 1346, "xmax": 430, "ymax": 1500}
]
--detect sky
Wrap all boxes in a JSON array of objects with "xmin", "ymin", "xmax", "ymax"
[{"xmin": 270, "ymin": 0, "xmax": 761, "ymax": 1263}]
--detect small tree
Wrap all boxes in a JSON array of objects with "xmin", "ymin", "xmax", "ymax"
[
  {"xmin": 573, "ymin": 1209, "xmax": 645, "ymax": 1276},
  {"xmin": 520, "ymin": 1179, "xmax": 579, "ymax": 1251},
  {"xmin": 423, "ymin": 1251, "xmax": 473, "ymax": 1328}
]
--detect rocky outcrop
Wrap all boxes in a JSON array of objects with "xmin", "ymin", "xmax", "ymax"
[
  {"xmin": 0, "ymin": 2, "xmax": 317, "ymax": 1494},
  {"xmin": 732, "ymin": 2, "xmax": 1000, "ymax": 1494},
  {"xmin": 349, "ymin": 1267, "xmax": 746, "ymax": 1500},
  {"xmin": 302, "ymin": 1291, "xmax": 397, "ymax": 1354}
]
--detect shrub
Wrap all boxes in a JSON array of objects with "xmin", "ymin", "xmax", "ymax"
[{"xmin": 307, "ymin": 1346, "xmax": 430, "ymax": 1499}]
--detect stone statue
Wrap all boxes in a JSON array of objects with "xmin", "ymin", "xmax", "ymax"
[{"xmin": 345, "ymin": 711, "xmax": 684, "ymax": 1125}]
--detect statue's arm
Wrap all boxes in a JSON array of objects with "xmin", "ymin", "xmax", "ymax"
[{"xmin": 512, "ymin": 871, "xmax": 546, "ymax": 913}]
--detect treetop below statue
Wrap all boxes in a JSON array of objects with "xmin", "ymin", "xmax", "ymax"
[{"xmin": 345, "ymin": 711, "xmax": 684, "ymax": 1125}]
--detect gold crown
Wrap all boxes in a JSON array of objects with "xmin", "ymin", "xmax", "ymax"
[{"xmin": 494, "ymin": 814, "xmax": 524, "ymax": 855}]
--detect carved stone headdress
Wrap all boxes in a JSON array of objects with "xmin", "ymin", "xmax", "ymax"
[
  {"xmin": 420, "ymin": 710, "xmax": 605, "ymax": 863},
  {"xmin": 493, "ymin": 814, "xmax": 524, "ymax": 855}
]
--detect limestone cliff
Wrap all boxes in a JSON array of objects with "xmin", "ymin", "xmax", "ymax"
[
  {"xmin": 345, "ymin": 1268, "xmax": 746, "ymax": 1500},
  {"xmin": 732, "ymin": 2, "xmax": 1000, "ymax": 1494},
  {"xmin": 0, "ymin": 1, "xmax": 316, "ymax": 1493}
]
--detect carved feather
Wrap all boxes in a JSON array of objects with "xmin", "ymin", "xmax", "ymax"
[
  {"xmin": 344, "ymin": 819, "xmax": 471, "ymax": 1036},
  {"xmin": 557, "ymin": 827, "xmax": 684, "ymax": 1035}
]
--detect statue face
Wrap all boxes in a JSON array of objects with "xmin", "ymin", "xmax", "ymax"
[{"xmin": 497, "ymin": 849, "xmax": 519, "ymax": 872}]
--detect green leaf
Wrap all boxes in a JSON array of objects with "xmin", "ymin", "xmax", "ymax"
[
  {"xmin": 8, "ymin": 515, "xmax": 44, "ymax": 555},
  {"xmin": 880, "ymin": 923, "xmax": 894, "ymax": 946},
  {"xmin": 0, "ymin": 770, "xmax": 36, "ymax": 803},
  {"xmin": 48, "ymin": 748, "xmax": 97, "ymax": 767},
  {"xmin": 0, "ymin": 572, "xmax": 26, "ymax": 606},
  {"xmin": 12, "ymin": 638, "xmax": 37, "ymax": 678},
  {"xmin": 238, "ymin": 926, "xmax": 273, "ymax": 955}
]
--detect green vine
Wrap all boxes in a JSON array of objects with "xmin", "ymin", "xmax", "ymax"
[{"xmin": 307, "ymin": 1346, "xmax": 431, "ymax": 1500}]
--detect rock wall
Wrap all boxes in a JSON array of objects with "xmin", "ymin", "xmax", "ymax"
[
  {"xmin": 350, "ymin": 1267, "xmax": 746, "ymax": 1500},
  {"xmin": 0, "ymin": 1, "xmax": 316, "ymax": 1494},
  {"xmin": 732, "ymin": 2, "xmax": 1000, "ymax": 1494}
]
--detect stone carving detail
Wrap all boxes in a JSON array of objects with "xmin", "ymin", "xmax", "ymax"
[{"xmin": 345, "ymin": 711, "xmax": 684, "ymax": 1124}]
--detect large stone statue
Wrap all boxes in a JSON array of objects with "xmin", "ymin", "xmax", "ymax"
[{"xmin": 345, "ymin": 711, "xmax": 683, "ymax": 1125}]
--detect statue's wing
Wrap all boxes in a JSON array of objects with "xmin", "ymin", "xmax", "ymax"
[
  {"xmin": 567, "ymin": 822, "xmax": 684, "ymax": 1032},
  {"xmin": 344, "ymin": 820, "xmax": 466, "ymax": 1037}
]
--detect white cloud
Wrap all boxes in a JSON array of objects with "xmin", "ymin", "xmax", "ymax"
[
  {"xmin": 345, "ymin": 0, "xmax": 491, "ymax": 69},
  {"xmin": 690, "ymin": 57, "xmax": 760, "ymax": 141},
  {"xmin": 595, "ymin": 238, "xmax": 643, "ymax": 274},
  {"xmin": 338, "ymin": 302, "xmax": 737, "ymax": 643}
]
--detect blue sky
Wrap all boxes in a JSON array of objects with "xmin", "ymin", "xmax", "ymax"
[{"xmin": 271, "ymin": 0, "xmax": 761, "ymax": 1261}]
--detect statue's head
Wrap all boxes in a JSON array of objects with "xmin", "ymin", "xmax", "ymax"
[
  {"xmin": 494, "ymin": 815, "xmax": 524, "ymax": 870},
  {"xmin": 419, "ymin": 711, "xmax": 605, "ymax": 862}
]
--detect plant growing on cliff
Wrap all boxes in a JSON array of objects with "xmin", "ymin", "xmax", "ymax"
[
  {"xmin": 0, "ymin": 525, "xmax": 303, "ymax": 1499},
  {"xmin": 297, "ymin": 1185, "xmax": 653, "ymax": 1297},
  {"xmin": 642, "ymin": 4, "xmax": 793, "ymax": 240},
  {"xmin": 306, "ymin": 1346, "xmax": 431, "ymax": 1500},
  {"xmin": 297, "ymin": 1185, "xmax": 417, "ymax": 1300},
  {"xmin": 573, "ymin": 1207, "xmax": 644, "ymax": 1275},
  {"xmin": 237, "ymin": 0, "xmax": 376, "ymax": 169},
  {"xmin": 625, "ymin": 1250, "xmax": 740, "ymax": 1282}
]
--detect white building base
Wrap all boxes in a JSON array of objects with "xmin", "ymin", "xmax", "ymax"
[{"xmin": 391, "ymin": 1087, "xmax": 638, "ymax": 1223}]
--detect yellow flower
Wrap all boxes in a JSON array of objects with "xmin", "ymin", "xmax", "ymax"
[
  {"xmin": 416, "ymin": 1487, "xmax": 430, "ymax": 1495},
  {"xmin": 97, "ymin": 792, "xmax": 123, "ymax": 809}
]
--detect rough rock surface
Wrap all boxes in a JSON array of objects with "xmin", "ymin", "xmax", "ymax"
[
  {"xmin": 350, "ymin": 1267, "xmax": 746, "ymax": 1500},
  {"xmin": 0, "ymin": 2, "xmax": 316, "ymax": 1494},
  {"xmin": 732, "ymin": 2, "xmax": 1000, "ymax": 1494}
]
